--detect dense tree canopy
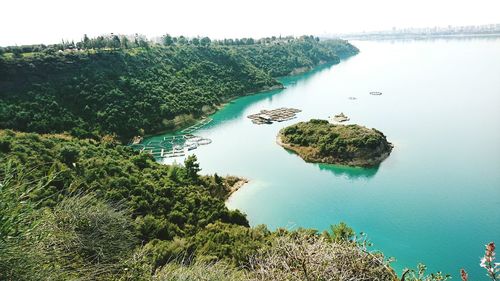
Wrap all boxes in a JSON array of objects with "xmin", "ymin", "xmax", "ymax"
[
  {"xmin": 232, "ymin": 37, "xmax": 358, "ymax": 77},
  {"xmin": 279, "ymin": 120, "xmax": 393, "ymax": 167},
  {"xmin": 0, "ymin": 130, "xmax": 248, "ymax": 240},
  {"xmin": 0, "ymin": 35, "xmax": 358, "ymax": 141}
]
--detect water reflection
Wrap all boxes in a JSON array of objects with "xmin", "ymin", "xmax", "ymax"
[
  {"xmin": 316, "ymin": 163, "xmax": 380, "ymax": 180},
  {"xmin": 281, "ymin": 147, "xmax": 380, "ymax": 180}
]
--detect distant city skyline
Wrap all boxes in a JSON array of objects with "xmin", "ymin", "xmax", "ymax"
[
  {"xmin": 1, "ymin": 0, "xmax": 500, "ymax": 46},
  {"xmin": 329, "ymin": 23, "xmax": 500, "ymax": 38}
]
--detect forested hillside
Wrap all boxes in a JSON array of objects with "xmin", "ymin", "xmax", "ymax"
[
  {"xmin": 234, "ymin": 38, "xmax": 359, "ymax": 76},
  {"xmin": 0, "ymin": 129, "xmax": 397, "ymax": 280},
  {"xmin": 1, "ymin": 130, "xmax": 473, "ymax": 281},
  {"xmin": 0, "ymin": 130, "xmax": 255, "ymax": 278},
  {"xmin": 0, "ymin": 35, "xmax": 358, "ymax": 141}
]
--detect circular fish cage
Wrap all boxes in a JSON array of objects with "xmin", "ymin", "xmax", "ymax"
[
  {"xmin": 159, "ymin": 140, "xmax": 172, "ymax": 147},
  {"xmin": 131, "ymin": 133, "xmax": 213, "ymax": 158},
  {"xmin": 188, "ymin": 136, "xmax": 203, "ymax": 142},
  {"xmin": 197, "ymin": 138, "xmax": 212, "ymax": 145},
  {"xmin": 185, "ymin": 142, "xmax": 198, "ymax": 150}
]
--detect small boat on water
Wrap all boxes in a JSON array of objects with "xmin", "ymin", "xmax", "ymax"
[
  {"xmin": 332, "ymin": 112, "xmax": 350, "ymax": 123},
  {"xmin": 348, "ymin": 96, "xmax": 357, "ymax": 100},
  {"xmin": 370, "ymin": 91, "xmax": 382, "ymax": 95}
]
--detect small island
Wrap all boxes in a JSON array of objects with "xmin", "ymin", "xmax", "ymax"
[{"xmin": 277, "ymin": 119, "xmax": 393, "ymax": 167}]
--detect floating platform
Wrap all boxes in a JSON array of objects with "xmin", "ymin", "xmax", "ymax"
[{"xmin": 247, "ymin": 107, "xmax": 301, "ymax": 125}]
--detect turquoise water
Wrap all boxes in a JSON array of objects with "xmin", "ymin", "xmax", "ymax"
[{"xmin": 150, "ymin": 38, "xmax": 500, "ymax": 279}]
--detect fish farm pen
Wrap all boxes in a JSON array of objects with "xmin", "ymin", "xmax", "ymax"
[
  {"xmin": 129, "ymin": 118, "xmax": 213, "ymax": 159},
  {"xmin": 247, "ymin": 107, "xmax": 301, "ymax": 124}
]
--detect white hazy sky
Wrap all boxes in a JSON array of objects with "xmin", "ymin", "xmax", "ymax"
[{"xmin": 1, "ymin": 0, "xmax": 499, "ymax": 46}]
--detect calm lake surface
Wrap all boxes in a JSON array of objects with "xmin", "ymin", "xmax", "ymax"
[{"xmin": 151, "ymin": 38, "xmax": 500, "ymax": 279}]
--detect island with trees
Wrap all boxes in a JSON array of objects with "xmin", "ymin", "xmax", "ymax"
[{"xmin": 277, "ymin": 119, "xmax": 393, "ymax": 167}]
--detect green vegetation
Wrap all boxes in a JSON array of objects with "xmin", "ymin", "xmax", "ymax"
[
  {"xmin": 0, "ymin": 129, "xmax": 391, "ymax": 280},
  {"xmin": 230, "ymin": 36, "xmax": 358, "ymax": 77},
  {"xmin": 1, "ymin": 35, "xmax": 492, "ymax": 281},
  {"xmin": 0, "ymin": 130, "xmax": 247, "ymax": 279},
  {"xmin": 0, "ymin": 35, "xmax": 358, "ymax": 141},
  {"xmin": 1, "ymin": 130, "xmax": 495, "ymax": 280},
  {"xmin": 278, "ymin": 119, "xmax": 393, "ymax": 167},
  {"xmin": 0, "ymin": 130, "xmax": 247, "ymax": 238}
]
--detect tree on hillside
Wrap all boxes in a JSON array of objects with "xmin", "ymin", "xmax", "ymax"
[
  {"xmin": 95, "ymin": 36, "xmax": 105, "ymax": 48},
  {"xmin": 200, "ymin": 37, "xmax": 211, "ymax": 47},
  {"xmin": 163, "ymin": 34, "xmax": 174, "ymax": 46},
  {"xmin": 177, "ymin": 36, "xmax": 188, "ymax": 45},
  {"xmin": 329, "ymin": 222, "xmax": 355, "ymax": 242},
  {"xmin": 121, "ymin": 36, "xmax": 130, "ymax": 49},
  {"xmin": 111, "ymin": 35, "xmax": 121, "ymax": 49},
  {"xmin": 184, "ymin": 155, "xmax": 201, "ymax": 181},
  {"xmin": 138, "ymin": 38, "xmax": 149, "ymax": 48},
  {"xmin": 83, "ymin": 34, "xmax": 90, "ymax": 49}
]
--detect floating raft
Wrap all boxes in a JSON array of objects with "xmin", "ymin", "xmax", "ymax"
[{"xmin": 247, "ymin": 107, "xmax": 301, "ymax": 124}]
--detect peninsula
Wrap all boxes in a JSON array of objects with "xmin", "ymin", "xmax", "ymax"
[{"xmin": 277, "ymin": 119, "xmax": 393, "ymax": 167}]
